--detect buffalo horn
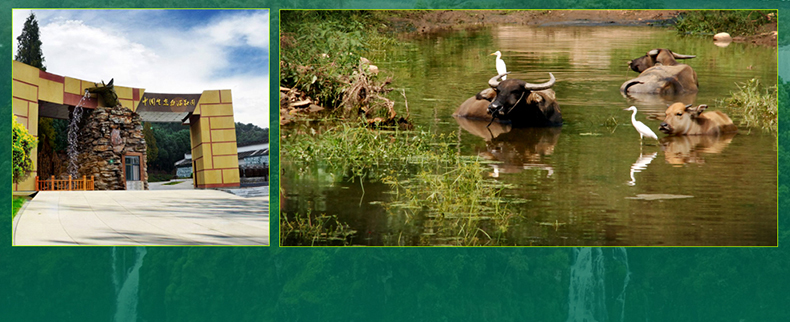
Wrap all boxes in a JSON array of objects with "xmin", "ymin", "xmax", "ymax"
[
  {"xmin": 488, "ymin": 72, "xmax": 511, "ymax": 88},
  {"xmin": 648, "ymin": 49, "xmax": 659, "ymax": 56},
  {"xmin": 672, "ymin": 52, "xmax": 696, "ymax": 59},
  {"xmin": 523, "ymin": 73, "xmax": 556, "ymax": 90}
]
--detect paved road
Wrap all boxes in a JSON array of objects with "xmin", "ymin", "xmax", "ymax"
[
  {"xmin": 13, "ymin": 190, "xmax": 269, "ymax": 246},
  {"xmin": 148, "ymin": 179, "xmax": 195, "ymax": 190}
]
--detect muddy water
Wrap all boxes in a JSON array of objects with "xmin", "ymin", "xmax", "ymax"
[{"xmin": 282, "ymin": 25, "xmax": 777, "ymax": 246}]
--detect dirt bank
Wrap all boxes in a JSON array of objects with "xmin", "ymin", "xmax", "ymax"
[{"xmin": 386, "ymin": 10, "xmax": 777, "ymax": 47}]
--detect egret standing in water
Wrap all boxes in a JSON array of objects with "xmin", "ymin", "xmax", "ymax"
[
  {"xmin": 624, "ymin": 106, "xmax": 658, "ymax": 144},
  {"xmin": 491, "ymin": 51, "xmax": 507, "ymax": 80}
]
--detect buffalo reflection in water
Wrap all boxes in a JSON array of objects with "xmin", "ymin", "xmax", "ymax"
[
  {"xmin": 659, "ymin": 133, "xmax": 737, "ymax": 165},
  {"xmin": 454, "ymin": 117, "xmax": 560, "ymax": 177}
]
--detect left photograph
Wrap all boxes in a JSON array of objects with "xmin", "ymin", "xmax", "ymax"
[{"xmin": 12, "ymin": 9, "xmax": 270, "ymax": 246}]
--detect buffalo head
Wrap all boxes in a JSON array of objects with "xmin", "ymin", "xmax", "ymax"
[
  {"xmin": 486, "ymin": 72, "xmax": 562, "ymax": 127},
  {"xmin": 659, "ymin": 102, "xmax": 737, "ymax": 135},
  {"xmin": 628, "ymin": 49, "xmax": 696, "ymax": 73}
]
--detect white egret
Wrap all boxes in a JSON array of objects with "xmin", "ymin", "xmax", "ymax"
[
  {"xmin": 490, "ymin": 51, "xmax": 507, "ymax": 80},
  {"xmin": 624, "ymin": 106, "xmax": 658, "ymax": 143}
]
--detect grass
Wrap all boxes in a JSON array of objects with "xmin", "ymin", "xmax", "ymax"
[
  {"xmin": 674, "ymin": 10, "xmax": 775, "ymax": 37},
  {"xmin": 720, "ymin": 78, "xmax": 778, "ymax": 132},
  {"xmin": 163, "ymin": 181, "xmax": 183, "ymax": 186},
  {"xmin": 13, "ymin": 196, "xmax": 27, "ymax": 221},
  {"xmin": 282, "ymin": 122, "xmax": 521, "ymax": 246}
]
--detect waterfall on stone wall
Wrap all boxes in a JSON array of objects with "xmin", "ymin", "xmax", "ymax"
[
  {"xmin": 567, "ymin": 247, "xmax": 608, "ymax": 322},
  {"xmin": 566, "ymin": 248, "xmax": 632, "ymax": 322},
  {"xmin": 112, "ymin": 247, "xmax": 119, "ymax": 295},
  {"xmin": 67, "ymin": 90, "xmax": 90, "ymax": 178},
  {"xmin": 613, "ymin": 248, "xmax": 631, "ymax": 322},
  {"xmin": 113, "ymin": 247, "xmax": 147, "ymax": 322}
]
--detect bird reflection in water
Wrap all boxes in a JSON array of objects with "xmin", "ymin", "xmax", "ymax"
[{"xmin": 627, "ymin": 152, "xmax": 658, "ymax": 186}]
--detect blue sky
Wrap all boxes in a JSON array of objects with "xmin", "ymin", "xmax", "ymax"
[{"xmin": 13, "ymin": 9, "xmax": 269, "ymax": 129}]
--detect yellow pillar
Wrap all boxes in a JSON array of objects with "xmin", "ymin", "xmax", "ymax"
[
  {"xmin": 189, "ymin": 89, "xmax": 241, "ymax": 188},
  {"xmin": 12, "ymin": 61, "xmax": 42, "ymax": 191}
]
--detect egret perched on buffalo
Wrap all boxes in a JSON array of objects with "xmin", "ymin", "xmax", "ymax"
[
  {"xmin": 624, "ymin": 105, "xmax": 658, "ymax": 144},
  {"xmin": 491, "ymin": 51, "xmax": 507, "ymax": 80}
]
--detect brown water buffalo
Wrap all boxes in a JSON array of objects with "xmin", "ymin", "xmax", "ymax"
[
  {"xmin": 659, "ymin": 103, "xmax": 737, "ymax": 135},
  {"xmin": 621, "ymin": 49, "xmax": 698, "ymax": 95},
  {"xmin": 453, "ymin": 72, "xmax": 561, "ymax": 127}
]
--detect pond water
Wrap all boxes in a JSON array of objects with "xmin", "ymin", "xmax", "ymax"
[{"xmin": 282, "ymin": 25, "xmax": 777, "ymax": 246}]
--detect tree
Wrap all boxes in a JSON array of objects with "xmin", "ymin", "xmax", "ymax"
[
  {"xmin": 15, "ymin": 12, "xmax": 46, "ymax": 71},
  {"xmin": 143, "ymin": 122, "xmax": 159, "ymax": 164},
  {"xmin": 13, "ymin": 116, "xmax": 38, "ymax": 183}
]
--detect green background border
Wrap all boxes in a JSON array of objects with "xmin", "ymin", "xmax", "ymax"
[{"xmin": 3, "ymin": 1, "xmax": 788, "ymax": 321}]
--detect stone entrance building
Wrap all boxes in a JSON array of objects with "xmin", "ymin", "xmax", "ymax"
[{"xmin": 12, "ymin": 61, "xmax": 241, "ymax": 191}]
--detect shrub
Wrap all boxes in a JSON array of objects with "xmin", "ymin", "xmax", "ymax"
[{"xmin": 13, "ymin": 116, "xmax": 37, "ymax": 183}]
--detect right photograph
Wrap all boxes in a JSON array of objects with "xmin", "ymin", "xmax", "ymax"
[{"xmin": 279, "ymin": 10, "xmax": 778, "ymax": 246}]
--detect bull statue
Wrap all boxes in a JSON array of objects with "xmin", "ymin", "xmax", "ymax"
[
  {"xmin": 454, "ymin": 72, "xmax": 561, "ymax": 127},
  {"xmin": 659, "ymin": 102, "xmax": 738, "ymax": 136},
  {"xmin": 621, "ymin": 49, "xmax": 698, "ymax": 95},
  {"xmin": 86, "ymin": 78, "xmax": 120, "ymax": 107}
]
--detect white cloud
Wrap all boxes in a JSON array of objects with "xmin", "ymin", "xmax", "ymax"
[{"xmin": 13, "ymin": 9, "xmax": 269, "ymax": 129}]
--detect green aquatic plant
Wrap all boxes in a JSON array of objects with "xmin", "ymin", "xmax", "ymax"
[
  {"xmin": 280, "ymin": 210, "xmax": 357, "ymax": 246},
  {"xmin": 282, "ymin": 122, "xmax": 523, "ymax": 246},
  {"xmin": 383, "ymin": 160, "xmax": 518, "ymax": 246},
  {"xmin": 720, "ymin": 78, "xmax": 778, "ymax": 132}
]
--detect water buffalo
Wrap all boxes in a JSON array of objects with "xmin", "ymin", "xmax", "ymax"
[
  {"xmin": 453, "ymin": 72, "xmax": 561, "ymax": 127},
  {"xmin": 659, "ymin": 103, "xmax": 737, "ymax": 136},
  {"xmin": 621, "ymin": 49, "xmax": 698, "ymax": 95}
]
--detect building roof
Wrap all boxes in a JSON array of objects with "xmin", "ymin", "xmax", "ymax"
[
  {"xmin": 238, "ymin": 148, "xmax": 269, "ymax": 159},
  {"xmin": 174, "ymin": 148, "xmax": 269, "ymax": 168},
  {"xmin": 174, "ymin": 158, "xmax": 192, "ymax": 167}
]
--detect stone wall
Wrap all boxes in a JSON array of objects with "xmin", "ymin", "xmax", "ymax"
[
  {"xmin": 36, "ymin": 136, "xmax": 68, "ymax": 180},
  {"xmin": 77, "ymin": 104, "xmax": 148, "ymax": 190}
]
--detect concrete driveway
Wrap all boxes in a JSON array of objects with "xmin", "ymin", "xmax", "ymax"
[{"xmin": 13, "ymin": 190, "xmax": 269, "ymax": 246}]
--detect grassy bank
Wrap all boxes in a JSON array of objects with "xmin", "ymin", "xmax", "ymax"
[
  {"xmin": 13, "ymin": 196, "xmax": 27, "ymax": 221},
  {"xmin": 280, "ymin": 11, "xmax": 403, "ymax": 122},
  {"xmin": 675, "ymin": 10, "xmax": 776, "ymax": 36}
]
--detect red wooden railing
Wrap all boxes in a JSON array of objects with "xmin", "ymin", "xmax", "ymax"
[{"xmin": 36, "ymin": 175, "xmax": 95, "ymax": 191}]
